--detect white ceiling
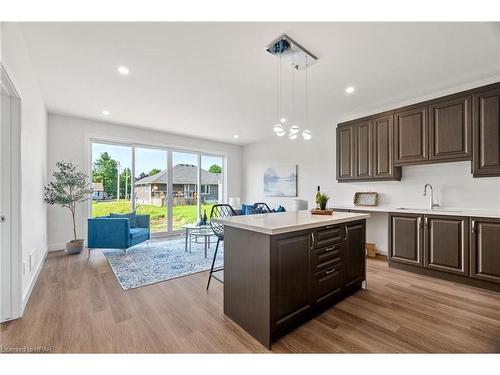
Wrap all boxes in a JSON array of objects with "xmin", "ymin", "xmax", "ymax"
[{"xmin": 19, "ymin": 22, "xmax": 500, "ymax": 145}]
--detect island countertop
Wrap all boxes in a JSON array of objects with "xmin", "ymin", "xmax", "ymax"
[{"xmin": 213, "ymin": 210, "xmax": 370, "ymax": 235}]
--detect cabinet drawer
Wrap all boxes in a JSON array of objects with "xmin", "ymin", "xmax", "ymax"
[
  {"xmin": 312, "ymin": 264, "xmax": 344, "ymax": 304},
  {"xmin": 312, "ymin": 225, "xmax": 344, "ymax": 249},
  {"xmin": 311, "ymin": 243, "xmax": 344, "ymax": 272}
]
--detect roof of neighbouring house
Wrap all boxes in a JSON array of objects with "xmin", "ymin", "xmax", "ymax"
[
  {"xmin": 92, "ymin": 182, "xmax": 104, "ymax": 192},
  {"xmin": 134, "ymin": 164, "xmax": 221, "ymax": 186}
]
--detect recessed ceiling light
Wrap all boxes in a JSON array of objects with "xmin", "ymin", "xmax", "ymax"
[
  {"xmin": 117, "ymin": 66, "xmax": 130, "ymax": 75},
  {"xmin": 233, "ymin": 134, "xmax": 239, "ymax": 139},
  {"xmin": 345, "ymin": 86, "xmax": 355, "ymax": 94},
  {"xmin": 102, "ymin": 110, "xmax": 110, "ymax": 116}
]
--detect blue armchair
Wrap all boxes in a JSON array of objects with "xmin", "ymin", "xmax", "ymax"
[{"xmin": 87, "ymin": 214, "xmax": 150, "ymax": 257}]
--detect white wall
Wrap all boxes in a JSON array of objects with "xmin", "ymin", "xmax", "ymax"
[
  {"xmin": 47, "ymin": 113, "xmax": 243, "ymax": 249},
  {"xmin": 1, "ymin": 23, "xmax": 48, "ymax": 301},
  {"xmin": 242, "ymin": 84, "xmax": 500, "ymax": 255}
]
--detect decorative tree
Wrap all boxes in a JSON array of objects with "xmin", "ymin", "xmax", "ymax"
[
  {"xmin": 44, "ymin": 161, "xmax": 93, "ymax": 242},
  {"xmin": 208, "ymin": 164, "xmax": 222, "ymax": 173}
]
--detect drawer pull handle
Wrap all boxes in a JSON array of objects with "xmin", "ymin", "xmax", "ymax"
[
  {"xmin": 325, "ymin": 246, "xmax": 336, "ymax": 252},
  {"xmin": 325, "ymin": 267, "xmax": 336, "ymax": 274},
  {"xmin": 311, "ymin": 232, "xmax": 315, "ymax": 249}
]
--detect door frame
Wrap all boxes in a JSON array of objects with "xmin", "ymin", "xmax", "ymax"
[{"xmin": 0, "ymin": 64, "xmax": 23, "ymax": 322}]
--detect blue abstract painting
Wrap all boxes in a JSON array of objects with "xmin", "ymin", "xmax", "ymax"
[{"xmin": 263, "ymin": 165, "xmax": 297, "ymax": 197}]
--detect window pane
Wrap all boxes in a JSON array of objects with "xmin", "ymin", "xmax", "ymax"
[
  {"xmin": 91, "ymin": 143, "xmax": 133, "ymax": 217},
  {"xmin": 172, "ymin": 151, "xmax": 198, "ymax": 230},
  {"xmin": 201, "ymin": 155, "xmax": 223, "ymax": 220},
  {"xmin": 134, "ymin": 147, "xmax": 168, "ymax": 233}
]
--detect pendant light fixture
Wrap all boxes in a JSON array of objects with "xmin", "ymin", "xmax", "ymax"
[{"xmin": 267, "ymin": 34, "xmax": 317, "ymax": 141}]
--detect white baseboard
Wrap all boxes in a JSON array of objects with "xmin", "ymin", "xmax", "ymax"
[
  {"xmin": 48, "ymin": 242, "xmax": 66, "ymax": 252},
  {"xmin": 22, "ymin": 247, "xmax": 48, "ymax": 313}
]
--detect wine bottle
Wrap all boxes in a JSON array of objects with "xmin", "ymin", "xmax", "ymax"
[{"xmin": 315, "ymin": 186, "xmax": 321, "ymax": 209}]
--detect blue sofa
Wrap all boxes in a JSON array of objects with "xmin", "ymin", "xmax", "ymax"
[{"xmin": 87, "ymin": 214, "xmax": 150, "ymax": 256}]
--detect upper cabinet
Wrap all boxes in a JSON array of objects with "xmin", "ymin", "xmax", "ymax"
[
  {"xmin": 337, "ymin": 114, "xmax": 401, "ymax": 182},
  {"xmin": 429, "ymin": 96, "xmax": 471, "ymax": 162},
  {"xmin": 336, "ymin": 124, "xmax": 355, "ymax": 181},
  {"xmin": 472, "ymin": 87, "xmax": 500, "ymax": 177},
  {"xmin": 336, "ymin": 82, "xmax": 499, "ymax": 181},
  {"xmin": 394, "ymin": 106, "xmax": 428, "ymax": 165}
]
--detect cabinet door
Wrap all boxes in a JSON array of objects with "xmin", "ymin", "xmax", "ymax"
[
  {"xmin": 470, "ymin": 218, "xmax": 500, "ymax": 284},
  {"xmin": 389, "ymin": 214, "xmax": 423, "ymax": 266},
  {"xmin": 354, "ymin": 120, "xmax": 372, "ymax": 179},
  {"xmin": 336, "ymin": 124, "xmax": 355, "ymax": 180},
  {"xmin": 423, "ymin": 215, "xmax": 469, "ymax": 276},
  {"xmin": 272, "ymin": 233, "xmax": 311, "ymax": 326},
  {"xmin": 429, "ymin": 96, "xmax": 472, "ymax": 162},
  {"xmin": 473, "ymin": 88, "xmax": 500, "ymax": 177},
  {"xmin": 394, "ymin": 107, "xmax": 428, "ymax": 165},
  {"xmin": 344, "ymin": 221, "xmax": 366, "ymax": 288},
  {"xmin": 372, "ymin": 114, "xmax": 401, "ymax": 180}
]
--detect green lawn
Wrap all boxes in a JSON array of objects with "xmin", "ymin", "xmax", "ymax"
[{"xmin": 91, "ymin": 200, "xmax": 214, "ymax": 232}]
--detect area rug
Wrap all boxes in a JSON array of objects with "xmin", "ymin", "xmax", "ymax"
[{"xmin": 101, "ymin": 237, "xmax": 223, "ymax": 290}]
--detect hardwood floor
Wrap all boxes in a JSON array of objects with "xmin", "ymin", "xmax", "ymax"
[{"xmin": 2, "ymin": 249, "xmax": 500, "ymax": 353}]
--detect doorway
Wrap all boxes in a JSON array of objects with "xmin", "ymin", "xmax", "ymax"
[{"xmin": 0, "ymin": 64, "xmax": 22, "ymax": 322}]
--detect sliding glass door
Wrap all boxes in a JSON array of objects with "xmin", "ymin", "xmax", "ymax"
[
  {"xmin": 134, "ymin": 147, "xmax": 168, "ymax": 233},
  {"xmin": 91, "ymin": 141, "xmax": 225, "ymax": 235}
]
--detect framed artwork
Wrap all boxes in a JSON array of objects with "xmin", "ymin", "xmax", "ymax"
[{"xmin": 263, "ymin": 165, "xmax": 297, "ymax": 197}]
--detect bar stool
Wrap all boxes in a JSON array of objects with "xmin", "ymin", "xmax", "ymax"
[
  {"xmin": 206, "ymin": 204, "xmax": 237, "ymax": 290},
  {"xmin": 253, "ymin": 202, "xmax": 272, "ymax": 214}
]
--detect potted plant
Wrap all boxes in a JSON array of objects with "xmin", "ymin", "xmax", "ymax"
[
  {"xmin": 318, "ymin": 193, "xmax": 330, "ymax": 210},
  {"xmin": 44, "ymin": 161, "xmax": 93, "ymax": 255}
]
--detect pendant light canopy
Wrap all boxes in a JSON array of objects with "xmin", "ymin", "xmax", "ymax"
[{"xmin": 267, "ymin": 34, "xmax": 317, "ymax": 141}]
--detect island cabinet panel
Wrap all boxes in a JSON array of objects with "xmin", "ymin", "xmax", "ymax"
[
  {"xmin": 473, "ymin": 88, "xmax": 500, "ymax": 177},
  {"xmin": 271, "ymin": 233, "xmax": 311, "ymax": 327},
  {"xmin": 394, "ymin": 106, "xmax": 428, "ymax": 165},
  {"xmin": 389, "ymin": 214, "xmax": 423, "ymax": 266},
  {"xmin": 336, "ymin": 124, "xmax": 355, "ymax": 180},
  {"xmin": 423, "ymin": 215, "xmax": 469, "ymax": 276},
  {"xmin": 311, "ymin": 264, "xmax": 344, "ymax": 305},
  {"xmin": 354, "ymin": 120, "xmax": 372, "ymax": 179},
  {"xmin": 372, "ymin": 114, "xmax": 401, "ymax": 180},
  {"xmin": 470, "ymin": 218, "xmax": 500, "ymax": 284},
  {"xmin": 344, "ymin": 222, "xmax": 366, "ymax": 288},
  {"xmin": 429, "ymin": 96, "xmax": 472, "ymax": 162}
]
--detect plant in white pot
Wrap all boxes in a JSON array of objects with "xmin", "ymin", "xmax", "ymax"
[{"xmin": 44, "ymin": 161, "xmax": 93, "ymax": 255}]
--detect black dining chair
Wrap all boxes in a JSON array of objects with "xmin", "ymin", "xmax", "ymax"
[
  {"xmin": 253, "ymin": 202, "xmax": 273, "ymax": 214},
  {"xmin": 206, "ymin": 204, "xmax": 237, "ymax": 290}
]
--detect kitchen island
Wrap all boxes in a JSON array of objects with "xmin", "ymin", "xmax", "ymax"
[{"xmin": 214, "ymin": 210, "xmax": 370, "ymax": 349}]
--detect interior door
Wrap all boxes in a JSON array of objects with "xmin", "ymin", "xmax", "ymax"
[{"xmin": 1, "ymin": 89, "xmax": 12, "ymax": 321}]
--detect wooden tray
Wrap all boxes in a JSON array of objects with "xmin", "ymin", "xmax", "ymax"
[{"xmin": 311, "ymin": 208, "xmax": 334, "ymax": 215}]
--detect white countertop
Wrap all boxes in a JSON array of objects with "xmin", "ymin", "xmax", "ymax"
[
  {"xmin": 332, "ymin": 204, "xmax": 500, "ymax": 219},
  {"xmin": 213, "ymin": 210, "xmax": 370, "ymax": 235}
]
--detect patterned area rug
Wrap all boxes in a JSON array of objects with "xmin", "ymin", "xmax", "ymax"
[{"xmin": 101, "ymin": 237, "xmax": 223, "ymax": 290}]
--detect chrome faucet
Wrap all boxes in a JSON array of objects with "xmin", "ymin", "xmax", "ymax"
[{"xmin": 423, "ymin": 184, "xmax": 439, "ymax": 210}]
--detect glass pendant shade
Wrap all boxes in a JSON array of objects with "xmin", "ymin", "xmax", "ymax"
[{"xmin": 302, "ymin": 129, "xmax": 312, "ymax": 140}]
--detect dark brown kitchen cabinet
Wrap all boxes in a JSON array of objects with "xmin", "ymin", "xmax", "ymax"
[
  {"xmin": 336, "ymin": 124, "xmax": 355, "ymax": 181},
  {"xmin": 372, "ymin": 114, "xmax": 401, "ymax": 180},
  {"xmin": 273, "ymin": 233, "xmax": 311, "ymax": 327},
  {"xmin": 354, "ymin": 120, "xmax": 372, "ymax": 179},
  {"xmin": 472, "ymin": 87, "xmax": 500, "ymax": 177},
  {"xmin": 423, "ymin": 215, "xmax": 469, "ymax": 276},
  {"xmin": 429, "ymin": 96, "xmax": 472, "ymax": 162},
  {"xmin": 344, "ymin": 222, "xmax": 366, "ymax": 288},
  {"xmin": 394, "ymin": 106, "xmax": 428, "ymax": 165},
  {"xmin": 470, "ymin": 218, "xmax": 500, "ymax": 284},
  {"xmin": 389, "ymin": 214, "xmax": 423, "ymax": 266}
]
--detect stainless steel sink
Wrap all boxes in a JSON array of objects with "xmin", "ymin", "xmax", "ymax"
[{"xmin": 395, "ymin": 207, "xmax": 462, "ymax": 213}]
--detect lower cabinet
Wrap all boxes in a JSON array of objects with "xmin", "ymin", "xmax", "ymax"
[
  {"xmin": 389, "ymin": 213, "xmax": 500, "ymax": 290},
  {"xmin": 389, "ymin": 214, "xmax": 423, "ymax": 266},
  {"xmin": 470, "ymin": 217, "xmax": 500, "ymax": 284},
  {"xmin": 424, "ymin": 215, "xmax": 469, "ymax": 276},
  {"xmin": 271, "ymin": 220, "xmax": 367, "ymax": 341}
]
